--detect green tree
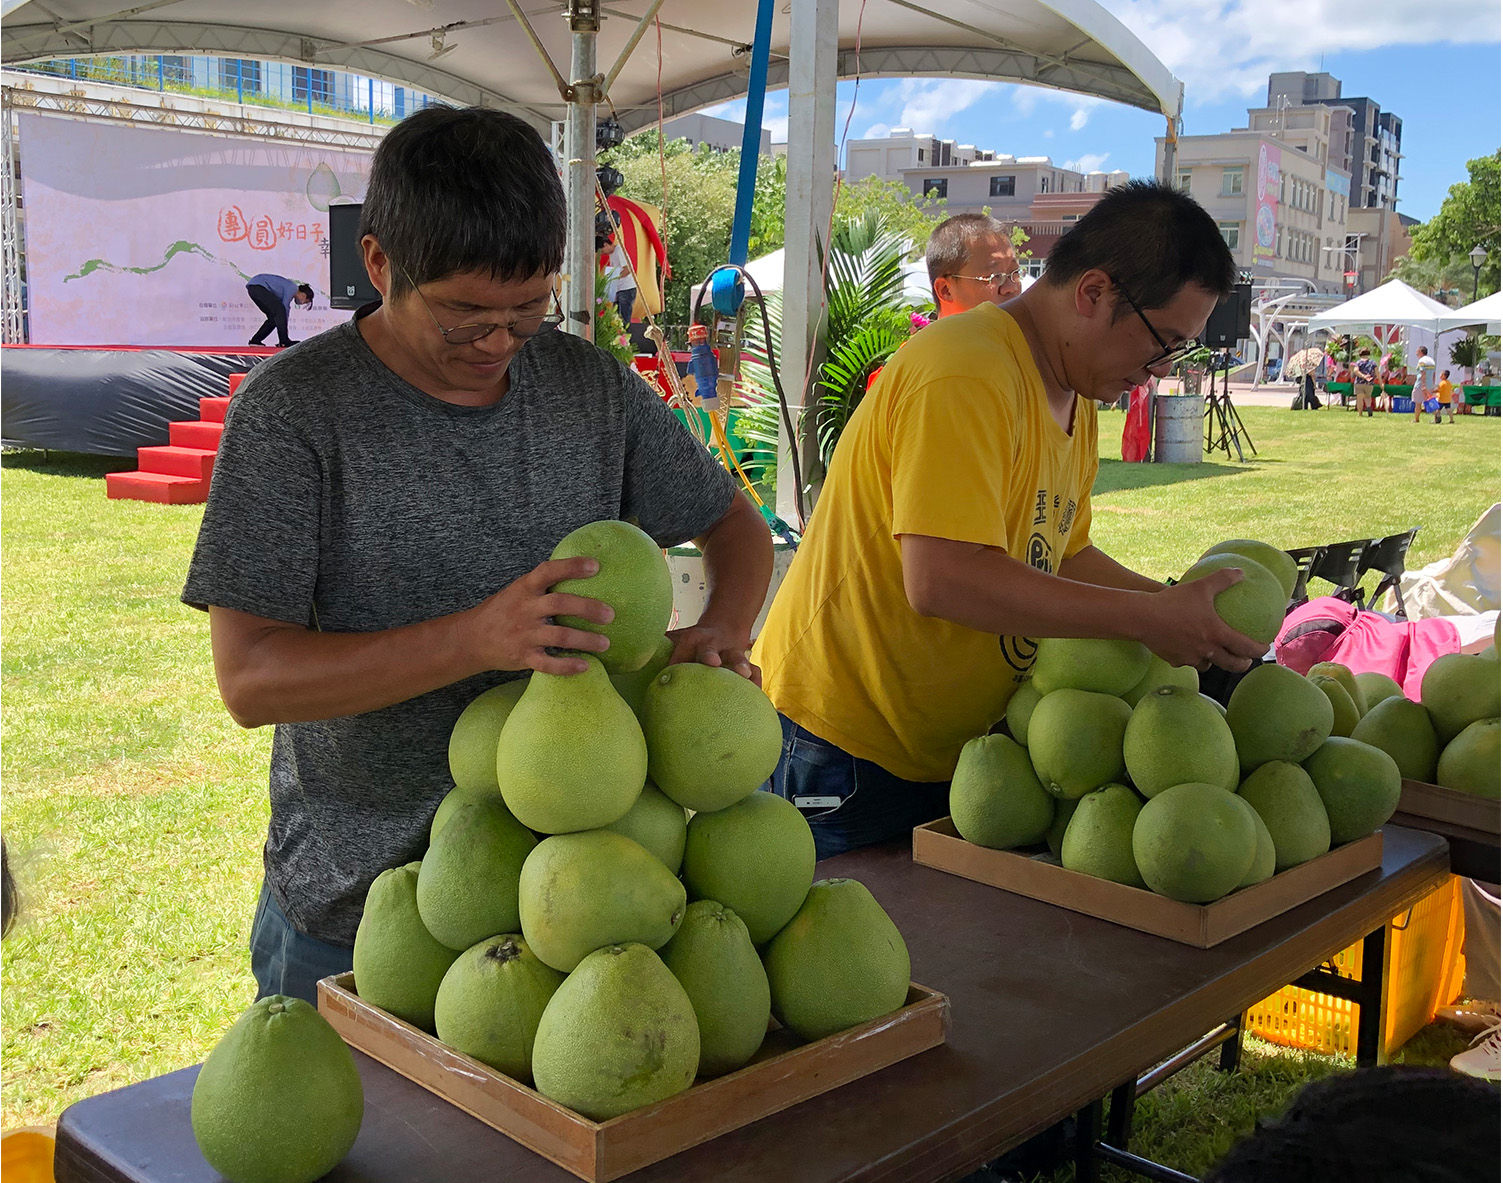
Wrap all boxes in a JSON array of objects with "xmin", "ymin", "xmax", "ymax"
[
  {"xmin": 1406, "ymin": 151, "xmax": 1500, "ymax": 298},
  {"xmin": 834, "ymin": 176, "xmax": 946, "ymax": 258}
]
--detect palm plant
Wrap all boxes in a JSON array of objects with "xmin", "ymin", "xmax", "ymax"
[{"xmin": 735, "ymin": 210, "xmax": 921, "ymax": 496}]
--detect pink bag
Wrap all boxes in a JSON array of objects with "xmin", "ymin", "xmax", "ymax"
[{"xmin": 1275, "ymin": 596, "xmax": 1461, "ymax": 700}]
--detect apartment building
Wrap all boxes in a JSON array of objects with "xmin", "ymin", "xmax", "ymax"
[
  {"xmin": 1266, "ymin": 71, "xmax": 1403, "ymax": 212},
  {"xmin": 661, "ymin": 112, "xmax": 773, "ymax": 156}
]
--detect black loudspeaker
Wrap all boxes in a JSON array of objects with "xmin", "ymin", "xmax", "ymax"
[
  {"xmin": 329, "ymin": 203, "xmax": 380, "ymax": 311},
  {"xmin": 1202, "ymin": 282, "xmax": 1252, "ymax": 348}
]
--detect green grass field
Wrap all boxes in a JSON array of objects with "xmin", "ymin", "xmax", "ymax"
[{"xmin": 2, "ymin": 405, "xmax": 1496, "ymax": 1162}]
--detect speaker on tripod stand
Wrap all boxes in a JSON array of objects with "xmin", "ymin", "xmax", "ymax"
[{"xmin": 1201, "ymin": 283, "xmax": 1256, "ymax": 461}]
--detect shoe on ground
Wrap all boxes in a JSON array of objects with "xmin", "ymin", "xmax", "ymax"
[
  {"xmin": 1451, "ymin": 1022, "xmax": 1500, "ymax": 1082},
  {"xmin": 1438, "ymin": 998, "xmax": 1501, "ymax": 1034}
]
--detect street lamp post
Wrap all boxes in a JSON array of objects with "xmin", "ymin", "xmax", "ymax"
[{"xmin": 1470, "ymin": 244, "xmax": 1487, "ymax": 303}]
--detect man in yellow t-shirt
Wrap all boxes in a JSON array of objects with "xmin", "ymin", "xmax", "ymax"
[{"xmin": 754, "ymin": 181, "xmax": 1268, "ymax": 858}]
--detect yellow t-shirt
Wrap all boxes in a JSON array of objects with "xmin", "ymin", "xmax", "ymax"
[
  {"xmin": 753, "ymin": 303, "xmax": 1098, "ymax": 782},
  {"xmin": 1437, "ymin": 379, "xmax": 1454, "ymax": 405}
]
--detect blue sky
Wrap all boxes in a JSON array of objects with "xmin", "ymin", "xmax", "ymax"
[{"xmin": 706, "ymin": 1, "xmax": 1501, "ymax": 224}]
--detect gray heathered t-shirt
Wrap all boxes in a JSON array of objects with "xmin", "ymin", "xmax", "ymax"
[{"xmin": 182, "ymin": 315, "xmax": 736, "ymax": 944}]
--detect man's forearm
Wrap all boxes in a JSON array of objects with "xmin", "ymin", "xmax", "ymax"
[
  {"xmin": 693, "ymin": 492, "xmax": 775, "ymax": 642},
  {"xmin": 1058, "ymin": 544, "xmax": 1167, "ymax": 594}
]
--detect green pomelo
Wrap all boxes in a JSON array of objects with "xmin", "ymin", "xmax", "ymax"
[
  {"xmin": 448, "ymin": 679, "xmax": 528, "ymax": 792},
  {"xmin": 1123, "ymin": 654, "xmax": 1200, "ymax": 707},
  {"xmin": 658, "ymin": 900, "xmax": 771, "ymax": 1077},
  {"xmin": 1060, "ymin": 783, "xmax": 1146, "ymax": 888},
  {"xmin": 1308, "ymin": 662, "xmax": 1368, "ymax": 717},
  {"xmin": 1200, "ymin": 693, "xmax": 1228, "ymax": 717},
  {"xmin": 1029, "ymin": 637, "xmax": 1152, "ymax": 698},
  {"xmin": 353, "ymin": 862, "xmax": 460, "ymax": 1031},
  {"xmin": 518, "ymin": 830, "xmax": 686, "ymax": 972},
  {"xmin": 1421, "ymin": 652, "xmax": 1502, "ymax": 744},
  {"xmin": 1179, "ymin": 553, "xmax": 1286, "ymax": 645},
  {"xmin": 1229, "ymin": 794, "xmax": 1277, "ymax": 887},
  {"xmin": 1226, "ymin": 663, "xmax": 1335, "ymax": 773},
  {"xmin": 949, "ymin": 734, "xmax": 1054, "ymax": 850},
  {"xmin": 1437, "ymin": 719, "xmax": 1501, "ymax": 799},
  {"xmin": 549, "ymin": 519, "xmax": 673, "ymax": 673},
  {"xmin": 1309, "ymin": 674, "xmax": 1361, "ymax": 738},
  {"xmin": 642, "ymin": 663, "xmax": 782, "ymax": 812},
  {"xmin": 603, "ymin": 781, "xmax": 688, "ymax": 874},
  {"xmin": 1045, "ymin": 797, "xmax": 1081, "ymax": 858},
  {"xmin": 764, "ymin": 878, "xmax": 911, "ymax": 1042},
  {"xmin": 681, "ymin": 791, "xmax": 815, "ymax": 946},
  {"xmin": 1132, "ymin": 782, "xmax": 1258, "ymax": 903},
  {"xmin": 497, "ymin": 655, "xmax": 646, "ymax": 834},
  {"xmin": 1201, "ymin": 539, "xmax": 1298, "ymax": 603},
  {"xmin": 608, "ymin": 635, "xmax": 675, "ymax": 721},
  {"xmin": 1353, "ymin": 671, "xmax": 1406, "ymax": 712},
  {"xmin": 417, "ymin": 799, "xmax": 537, "ymax": 952},
  {"xmin": 191, "ymin": 996, "xmax": 363, "ymax": 1183},
  {"xmin": 1237, "ymin": 761, "xmax": 1331, "ymax": 870},
  {"xmin": 531, "ymin": 944, "xmax": 699, "ymax": 1120},
  {"xmin": 1004, "ymin": 680, "xmax": 1042, "ymax": 745},
  {"xmin": 433, "ymin": 935, "xmax": 564, "ymax": 1084},
  {"xmin": 1350, "ymin": 696, "xmax": 1439, "ymax": 782},
  {"xmin": 1302, "ymin": 737, "xmax": 1402, "ymax": 843},
  {"xmin": 429, "ymin": 781, "xmax": 510, "ymax": 844},
  {"xmin": 1027, "ymin": 688, "xmax": 1132, "ymax": 799},
  {"xmin": 1123, "ymin": 684, "xmax": 1239, "ymax": 798}
]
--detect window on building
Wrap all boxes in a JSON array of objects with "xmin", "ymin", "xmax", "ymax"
[
  {"xmin": 989, "ymin": 175, "xmax": 1015, "ymax": 198},
  {"xmin": 219, "ymin": 57, "xmax": 261, "ymax": 93},
  {"xmin": 1221, "ymin": 166, "xmax": 1244, "ymax": 196},
  {"xmin": 922, "ymin": 179, "xmax": 947, "ymax": 200},
  {"xmin": 292, "ymin": 65, "xmax": 335, "ymax": 106},
  {"xmin": 1276, "ymin": 228, "xmax": 1284, "ymax": 258},
  {"xmin": 1040, "ymin": 174, "xmax": 1051, "ymax": 193},
  {"xmin": 1176, "ymin": 170, "xmax": 1192, "ymax": 192},
  {"xmin": 1218, "ymin": 222, "xmax": 1241, "ymax": 251},
  {"xmin": 918, "ymin": 149, "xmax": 925, "ymax": 162}
]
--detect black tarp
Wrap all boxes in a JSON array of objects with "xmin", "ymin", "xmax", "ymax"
[{"xmin": 0, "ymin": 347, "xmax": 268, "ymax": 456}]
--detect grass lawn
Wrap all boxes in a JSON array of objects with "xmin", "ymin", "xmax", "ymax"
[{"xmin": 2, "ymin": 405, "xmax": 1497, "ymax": 1158}]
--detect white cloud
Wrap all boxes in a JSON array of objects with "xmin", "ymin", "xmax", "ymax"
[
  {"xmin": 1064, "ymin": 152, "xmax": 1111, "ymax": 173},
  {"xmin": 891, "ymin": 78, "xmax": 1004, "ymax": 134},
  {"xmin": 1114, "ymin": 0, "xmax": 1501, "ymax": 105}
]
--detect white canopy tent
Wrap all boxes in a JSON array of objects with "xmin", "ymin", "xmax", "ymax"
[
  {"xmin": 1305, "ymin": 279, "xmax": 1469, "ymax": 374},
  {"xmin": 1436, "ymin": 292, "xmax": 1503, "ymax": 334},
  {"xmin": 2, "ymin": 0, "xmax": 1182, "ymax": 520}
]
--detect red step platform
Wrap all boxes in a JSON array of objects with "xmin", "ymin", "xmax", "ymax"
[{"xmin": 105, "ymin": 375, "xmax": 245, "ymax": 504}]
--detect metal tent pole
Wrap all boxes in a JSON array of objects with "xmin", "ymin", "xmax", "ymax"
[
  {"xmin": 562, "ymin": 0, "xmax": 601, "ymax": 342},
  {"xmin": 0, "ymin": 88, "xmax": 23, "ymax": 344}
]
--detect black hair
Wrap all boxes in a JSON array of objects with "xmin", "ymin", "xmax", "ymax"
[
  {"xmin": 2, "ymin": 839, "xmax": 16, "ymax": 938},
  {"xmin": 1203, "ymin": 1066, "xmax": 1500, "ymax": 1183},
  {"xmin": 926, "ymin": 213, "xmax": 1013, "ymax": 287},
  {"xmin": 359, "ymin": 106, "xmax": 566, "ymax": 299},
  {"xmin": 296, "ymin": 284, "xmax": 314, "ymax": 301},
  {"xmin": 1043, "ymin": 179, "xmax": 1235, "ymax": 315}
]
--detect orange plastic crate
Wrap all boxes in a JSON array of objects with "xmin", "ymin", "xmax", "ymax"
[{"xmin": 1244, "ymin": 875, "xmax": 1466, "ymax": 1059}]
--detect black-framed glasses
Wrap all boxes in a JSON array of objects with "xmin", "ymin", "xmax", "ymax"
[
  {"xmin": 947, "ymin": 268, "xmax": 1023, "ymax": 293},
  {"xmin": 1108, "ymin": 275, "xmax": 1200, "ymax": 368},
  {"xmin": 397, "ymin": 262, "xmax": 563, "ymax": 345}
]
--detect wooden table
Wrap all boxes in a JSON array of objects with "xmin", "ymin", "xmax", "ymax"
[{"xmin": 55, "ymin": 826, "xmax": 1450, "ymax": 1183}]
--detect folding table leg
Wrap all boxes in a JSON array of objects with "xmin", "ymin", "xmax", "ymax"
[
  {"xmin": 1355, "ymin": 924, "xmax": 1389, "ymax": 1067},
  {"xmin": 1074, "ymin": 1097, "xmax": 1104, "ymax": 1183}
]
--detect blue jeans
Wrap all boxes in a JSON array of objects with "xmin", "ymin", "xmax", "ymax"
[
  {"xmin": 249, "ymin": 879, "xmax": 353, "ymax": 1005},
  {"xmin": 766, "ymin": 715, "xmax": 950, "ymax": 860}
]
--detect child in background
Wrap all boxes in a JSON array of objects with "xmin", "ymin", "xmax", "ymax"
[{"xmin": 1435, "ymin": 369, "xmax": 1456, "ymax": 423}]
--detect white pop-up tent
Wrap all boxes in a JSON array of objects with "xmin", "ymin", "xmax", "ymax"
[
  {"xmin": 1436, "ymin": 292, "xmax": 1503, "ymax": 334},
  {"xmin": 1305, "ymin": 279, "xmax": 1455, "ymax": 335}
]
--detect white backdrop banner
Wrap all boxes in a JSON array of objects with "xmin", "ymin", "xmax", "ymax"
[{"xmin": 19, "ymin": 112, "xmax": 372, "ymax": 346}]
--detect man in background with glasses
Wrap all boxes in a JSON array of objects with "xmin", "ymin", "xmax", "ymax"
[
  {"xmin": 184, "ymin": 105, "xmax": 772, "ymax": 1004},
  {"xmin": 756, "ymin": 181, "xmax": 1267, "ymax": 860},
  {"xmin": 925, "ymin": 213, "xmax": 1025, "ymax": 318}
]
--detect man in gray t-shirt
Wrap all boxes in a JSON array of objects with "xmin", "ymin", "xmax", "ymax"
[{"xmin": 183, "ymin": 107, "xmax": 772, "ymax": 1003}]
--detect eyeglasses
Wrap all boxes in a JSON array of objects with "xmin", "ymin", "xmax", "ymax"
[
  {"xmin": 396, "ymin": 262, "xmax": 563, "ymax": 345},
  {"xmin": 1108, "ymin": 275, "xmax": 1200, "ymax": 368},
  {"xmin": 946, "ymin": 268, "xmax": 1023, "ymax": 293}
]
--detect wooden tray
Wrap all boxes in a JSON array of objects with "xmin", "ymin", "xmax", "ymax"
[
  {"xmin": 318, "ymin": 972, "xmax": 948, "ymax": 1182},
  {"xmin": 1397, "ymin": 778, "xmax": 1500, "ymax": 837},
  {"xmin": 912, "ymin": 817, "xmax": 1383, "ymax": 948}
]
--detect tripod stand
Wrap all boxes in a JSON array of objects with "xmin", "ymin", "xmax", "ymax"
[{"xmin": 1203, "ymin": 365, "xmax": 1255, "ymax": 461}]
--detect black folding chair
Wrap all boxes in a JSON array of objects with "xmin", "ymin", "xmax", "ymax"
[
  {"xmin": 1359, "ymin": 528, "xmax": 1420, "ymax": 618},
  {"xmin": 1284, "ymin": 545, "xmax": 1325, "ymax": 609},
  {"xmin": 1305, "ymin": 539, "xmax": 1372, "ymax": 605}
]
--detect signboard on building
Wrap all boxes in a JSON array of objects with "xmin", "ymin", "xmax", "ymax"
[
  {"xmin": 1251, "ymin": 142, "xmax": 1280, "ymax": 267},
  {"xmin": 19, "ymin": 113, "xmax": 372, "ymax": 346}
]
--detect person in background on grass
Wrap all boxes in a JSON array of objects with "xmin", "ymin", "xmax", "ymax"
[
  {"xmin": 1412, "ymin": 345, "xmax": 1438, "ymax": 422},
  {"xmin": 245, "ymin": 274, "xmax": 313, "ymax": 349},
  {"xmin": 185, "ymin": 106, "xmax": 772, "ymax": 1005},
  {"xmin": 753, "ymin": 181, "xmax": 1267, "ymax": 860},
  {"xmin": 1352, "ymin": 349, "xmax": 1377, "ymax": 416},
  {"xmin": 925, "ymin": 213, "xmax": 1023, "ymax": 318},
  {"xmin": 1434, "ymin": 368, "xmax": 1456, "ymax": 423}
]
